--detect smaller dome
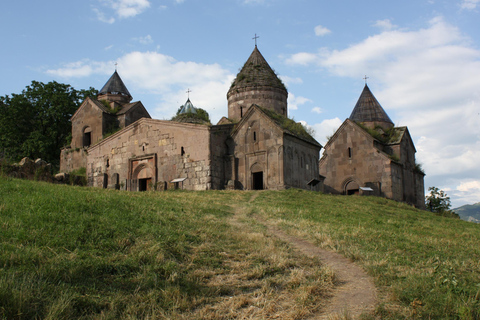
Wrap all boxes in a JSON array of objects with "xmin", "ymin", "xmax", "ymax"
[{"xmin": 179, "ymin": 99, "xmax": 197, "ymax": 114}]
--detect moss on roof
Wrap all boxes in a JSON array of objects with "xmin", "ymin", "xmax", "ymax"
[
  {"xmin": 228, "ymin": 47, "xmax": 287, "ymax": 92},
  {"xmin": 356, "ymin": 122, "xmax": 404, "ymax": 145},
  {"xmin": 258, "ymin": 106, "xmax": 319, "ymax": 146}
]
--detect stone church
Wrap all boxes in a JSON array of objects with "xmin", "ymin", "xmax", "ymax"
[
  {"xmin": 60, "ymin": 44, "xmax": 424, "ymax": 208},
  {"xmin": 319, "ymin": 84, "xmax": 425, "ymax": 208},
  {"xmin": 60, "ymin": 46, "xmax": 322, "ymax": 191}
]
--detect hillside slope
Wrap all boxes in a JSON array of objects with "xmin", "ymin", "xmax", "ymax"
[{"xmin": 1, "ymin": 176, "xmax": 479, "ymax": 319}]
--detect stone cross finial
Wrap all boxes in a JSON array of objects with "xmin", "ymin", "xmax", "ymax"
[
  {"xmin": 186, "ymin": 88, "xmax": 192, "ymax": 99},
  {"xmin": 363, "ymin": 75, "xmax": 369, "ymax": 84},
  {"xmin": 115, "ymin": 62, "xmax": 118, "ymax": 71},
  {"xmin": 253, "ymin": 33, "xmax": 259, "ymax": 47}
]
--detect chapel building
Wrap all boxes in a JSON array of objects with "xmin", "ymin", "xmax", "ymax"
[
  {"xmin": 318, "ymin": 84, "xmax": 425, "ymax": 208},
  {"xmin": 60, "ymin": 46, "xmax": 323, "ymax": 191}
]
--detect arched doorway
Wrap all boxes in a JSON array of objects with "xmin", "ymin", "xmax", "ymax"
[
  {"xmin": 133, "ymin": 164, "xmax": 153, "ymax": 191},
  {"xmin": 345, "ymin": 180, "xmax": 360, "ymax": 195},
  {"xmin": 251, "ymin": 163, "xmax": 264, "ymax": 190}
]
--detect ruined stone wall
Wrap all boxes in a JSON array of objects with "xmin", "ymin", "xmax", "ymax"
[
  {"xmin": 319, "ymin": 120, "xmax": 394, "ymax": 196},
  {"xmin": 283, "ymin": 136, "xmax": 321, "ymax": 191},
  {"xmin": 59, "ymin": 147, "xmax": 87, "ymax": 173},
  {"xmin": 227, "ymin": 87, "xmax": 287, "ymax": 121},
  {"xmin": 86, "ymin": 119, "xmax": 213, "ymax": 191}
]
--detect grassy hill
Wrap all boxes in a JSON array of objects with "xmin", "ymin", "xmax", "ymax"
[
  {"xmin": 1, "ymin": 176, "xmax": 479, "ymax": 319},
  {"xmin": 454, "ymin": 203, "xmax": 480, "ymax": 223}
]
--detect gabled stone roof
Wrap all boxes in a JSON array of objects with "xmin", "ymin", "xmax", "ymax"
[
  {"xmin": 233, "ymin": 105, "xmax": 321, "ymax": 147},
  {"xmin": 228, "ymin": 46, "xmax": 287, "ymax": 93},
  {"xmin": 99, "ymin": 71, "xmax": 132, "ymax": 98},
  {"xmin": 349, "ymin": 84, "xmax": 393, "ymax": 127}
]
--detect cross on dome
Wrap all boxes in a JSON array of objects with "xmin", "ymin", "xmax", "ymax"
[{"xmin": 253, "ymin": 33, "xmax": 259, "ymax": 47}]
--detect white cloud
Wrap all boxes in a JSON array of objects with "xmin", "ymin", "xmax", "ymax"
[
  {"xmin": 93, "ymin": 7, "xmax": 115, "ymax": 24},
  {"xmin": 134, "ymin": 35, "xmax": 153, "ymax": 44},
  {"xmin": 46, "ymin": 51, "xmax": 233, "ymax": 123},
  {"xmin": 461, "ymin": 0, "xmax": 480, "ymax": 10},
  {"xmin": 284, "ymin": 16, "xmax": 480, "ymax": 206},
  {"xmin": 314, "ymin": 25, "xmax": 331, "ymax": 37},
  {"xmin": 110, "ymin": 0, "xmax": 150, "ymax": 18},
  {"xmin": 312, "ymin": 107, "xmax": 323, "ymax": 114},
  {"xmin": 288, "ymin": 93, "xmax": 312, "ymax": 111},
  {"xmin": 310, "ymin": 118, "xmax": 343, "ymax": 146},
  {"xmin": 285, "ymin": 52, "xmax": 319, "ymax": 66},
  {"xmin": 373, "ymin": 19, "xmax": 397, "ymax": 31},
  {"xmin": 95, "ymin": 0, "xmax": 150, "ymax": 22},
  {"xmin": 279, "ymin": 75, "xmax": 303, "ymax": 85}
]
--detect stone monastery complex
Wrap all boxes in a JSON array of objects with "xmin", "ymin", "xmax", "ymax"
[{"xmin": 60, "ymin": 45, "xmax": 425, "ymax": 209}]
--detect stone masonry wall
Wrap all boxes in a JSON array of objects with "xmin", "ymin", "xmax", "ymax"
[
  {"xmin": 319, "ymin": 120, "xmax": 394, "ymax": 196},
  {"xmin": 283, "ymin": 135, "xmax": 321, "ymax": 191},
  {"xmin": 87, "ymin": 118, "xmax": 213, "ymax": 191},
  {"xmin": 227, "ymin": 87, "xmax": 287, "ymax": 121}
]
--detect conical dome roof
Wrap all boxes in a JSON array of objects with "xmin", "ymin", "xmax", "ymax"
[
  {"xmin": 99, "ymin": 71, "xmax": 132, "ymax": 98},
  {"xmin": 228, "ymin": 46, "xmax": 286, "ymax": 93},
  {"xmin": 179, "ymin": 98, "xmax": 197, "ymax": 114},
  {"xmin": 349, "ymin": 84, "xmax": 393, "ymax": 129}
]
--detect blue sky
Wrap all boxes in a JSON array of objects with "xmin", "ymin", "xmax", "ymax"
[{"xmin": 1, "ymin": 0, "xmax": 479, "ymax": 207}]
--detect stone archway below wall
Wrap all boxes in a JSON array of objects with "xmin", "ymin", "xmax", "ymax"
[
  {"xmin": 345, "ymin": 180, "xmax": 360, "ymax": 195},
  {"xmin": 129, "ymin": 154, "xmax": 157, "ymax": 191},
  {"xmin": 251, "ymin": 163, "xmax": 264, "ymax": 190}
]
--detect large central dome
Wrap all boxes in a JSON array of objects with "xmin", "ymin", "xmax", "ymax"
[{"xmin": 227, "ymin": 46, "xmax": 288, "ymax": 121}]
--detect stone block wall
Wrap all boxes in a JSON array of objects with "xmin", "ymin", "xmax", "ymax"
[
  {"xmin": 86, "ymin": 118, "xmax": 213, "ymax": 191},
  {"xmin": 71, "ymin": 99, "xmax": 105, "ymax": 149},
  {"xmin": 227, "ymin": 87, "xmax": 287, "ymax": 121},
  {"xmin": 283, "ymin": 135, "xmax": 321, "ymax": 191},
  {"xmin": 320, "ymin": 120, "xmax": 394, "ymax": 195}
]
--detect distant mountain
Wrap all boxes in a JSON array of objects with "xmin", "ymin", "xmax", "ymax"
[{"xmin": 454, "ymin": 203, "xmax": 480, "ymax": 223}]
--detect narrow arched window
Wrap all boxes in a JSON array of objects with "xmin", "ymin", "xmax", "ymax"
[
  {"xmin": 253, "ymin": 132, "xmax": 257, "ymax": 142},
  {"xmin": 348, "ymin": 147, "xmax": 352, "ymax": 159},
  {"xmin": 83, "ymin": 127, "xmax": 92, "ymax": 147}
]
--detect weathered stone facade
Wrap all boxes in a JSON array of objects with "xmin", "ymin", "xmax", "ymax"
[
  {"xmin": 60, "ymin": 46, "xmax": 323, "ymax": 192},
  {"xmin": 319, "ymin": 85, "xmax": 425, "ymax": 208},
  {"xmin": 228, "ymin": 105, "xmax": 321, "ymax": 190}
]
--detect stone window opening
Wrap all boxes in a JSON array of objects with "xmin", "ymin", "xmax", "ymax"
[
  {"xmin": 83, "ymin": 127, "xmax": 92, "ymax": 148},
  {"xmin": 348, "ymin": 147, "xmax": 352, "ymax": 159},
  {"xmin": 106, "ymin": 158, "xmax": 110, "ymax": 168},
  {"xmin": 253, "ymin": 131, "xmax": 257, "ymax": 142},
  {"xmin": 181, "ymin": 146, "xmax": 185, "ymax": 156}
]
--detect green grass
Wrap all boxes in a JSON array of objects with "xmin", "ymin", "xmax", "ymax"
[
  {"xmin": 250, "ymin": 189, "xmax": 480, "ymax": 319},
  {"xmin": 0, "ymin": 178, "xmax": 333, "ymax": 319},
  {"xmin": 1, "ymin": 178, "xmax": 480, "ymax": 319}
]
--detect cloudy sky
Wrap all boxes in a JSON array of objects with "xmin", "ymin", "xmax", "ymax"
[{"xmin": 1, "ymin": 0, "xmax": 479, "ymax": 207}]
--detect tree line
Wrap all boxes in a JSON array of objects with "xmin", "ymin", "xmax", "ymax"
[{"xmin": 0, "ymin": 81, "xmax": 96, "ymax": 166}]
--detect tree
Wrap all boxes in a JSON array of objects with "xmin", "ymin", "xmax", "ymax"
[
  {"xmin": 0, "ymin": 81, "xmax": 97, "ymax": 166},
  {"xmin": 425, "ymin": 186, "xmax": 459, "ymax": 218},
  {"xmin": 425, "ymin": 186, "xmax": 451, "ymax": 212}
]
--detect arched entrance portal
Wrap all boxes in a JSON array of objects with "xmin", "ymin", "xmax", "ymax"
[
  {"xmin": 345, "ymin": 180, "xmax": 360, "ymax": 195},
  {"xmin": 133, "ymin": 164, "xmax": 153, "ymax": 191},
  {"xmin": 251, "ymin": 163, "xmax": 264, "ymax": 190}
]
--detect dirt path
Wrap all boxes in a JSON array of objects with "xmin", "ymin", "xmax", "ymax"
[{"xmin": 232, "ymin": 192, "xmax": 377, "ymax": 319}]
